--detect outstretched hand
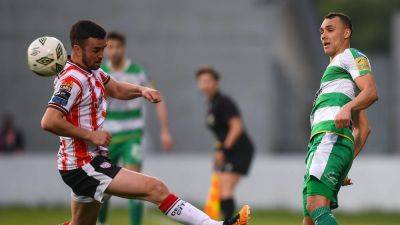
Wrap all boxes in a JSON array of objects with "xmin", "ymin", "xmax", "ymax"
[{"xmin": 141, "ymin": 87, "xmax": 162, "ymax": 103}]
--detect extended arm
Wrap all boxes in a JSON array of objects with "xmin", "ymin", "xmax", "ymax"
[
  {"xmin": 41, "ymin": 108, "xmax": 111, "ymax": 146},
  {"xmin": 155, "ymin": 100, "xmax": 174, "ymax": 151},
  {"xmin": 105, "ymin": 77, "xmax": 162, "ymax": 103}
]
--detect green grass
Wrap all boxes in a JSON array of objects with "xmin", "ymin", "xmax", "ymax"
[{"xmin": 1, "ymin": 206, "xmax": 400, "ymax": 225}]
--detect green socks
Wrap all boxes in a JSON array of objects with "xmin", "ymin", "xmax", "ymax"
[
  {"xmin": 98, "ymin": 199, "xmax": 109, "ymax": 224},
  {"xmin": 310, "ymin": 206, "xmax": 338, "ymax": 225},
  {"xmin": 129, "ymin": 199, "xmax": 143, "ymax": 225},
  {"xmin": 98, "ymin": 199, "xmax": 143, "ymax": 225}
]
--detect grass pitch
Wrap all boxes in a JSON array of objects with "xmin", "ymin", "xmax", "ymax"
[{"xmin": 0, "ymin": 206, "xmax": 400, "ymax": 225}]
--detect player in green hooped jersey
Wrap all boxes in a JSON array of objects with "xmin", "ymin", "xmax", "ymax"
[
  {"xmin": 98, "ymin": 32, "xmax": 174, "ymax": 225},
  {"xmin": 302, "ymin": 13, "xmax": 378, "ymax": 225}
]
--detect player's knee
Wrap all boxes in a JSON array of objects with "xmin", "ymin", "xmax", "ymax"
[
  {"xmin": 146, "ymin": 177, "xmax": 169, "ymax": 200},
  {"xmin": 306, "ymin": 200, "xmax": 319, "ymax": 213},
  {"xmin": 306, "ymin": 196, "xmax": 327, "ymax": 213}
]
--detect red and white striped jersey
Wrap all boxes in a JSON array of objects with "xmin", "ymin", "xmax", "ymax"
[{"xmin": 48, "ymin": 60, "xmax": 110, "ymax": 171}]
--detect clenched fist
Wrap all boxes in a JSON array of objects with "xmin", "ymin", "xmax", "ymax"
[
  {"xmin": 87, "ymin": 130, "xmax": 112, "ymax": 146},
  {"xmin": 334, "ymin": 105, "xmax": 352, "ymax": 128}
]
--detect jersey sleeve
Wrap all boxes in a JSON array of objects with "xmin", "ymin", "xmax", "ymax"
[
  {"xmin": 144, "ymin": 72, "xmax": 153, "ymax": 87},
  {"xmin": 48, "ymin": 77, "xmax": 82, "ymax": 115},
  {"xmin": 220, "ymin": 97, "xmax": 240, "ymax": 122},
  {"xmin": 99, "ymin": 70, "xmax": 111, "ymax": 85},
  {"xmin": 341, "ymin": 48, "xmax": 372, "ymax": 80},
  {"xmin": 138, "ymin": 65, "xmax": 151, "ymax": 87}
]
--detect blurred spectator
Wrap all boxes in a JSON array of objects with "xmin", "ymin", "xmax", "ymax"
[{"xmin": 0, "ymin": 115, "xmax": 24, "ymax": 154}]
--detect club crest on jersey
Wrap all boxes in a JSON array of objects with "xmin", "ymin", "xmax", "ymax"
[
  {"xmin": 60, "ymin": 82, "xmax": 73, "ymax": 92},
  {"xmin": 100, "ymin": 162, "xmax": 112, "ymax": 169}
]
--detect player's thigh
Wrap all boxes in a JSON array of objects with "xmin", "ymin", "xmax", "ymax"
[
  {"xmin": 105, "ymin": 168, "xmax": 169, "ymax": 204},
  {"xmin": 218, "ymin": 172, "xmax": 241, "ymax": 196},
  {"xmin": 70, "ymin": 199, "xmax": 102, "ymax": 225},
  {"xmin": 303, "ymin": 175, "xmax": 332, "ymax": 214},
  {"xmin": 306, "ymin": 194, "xmax": 330, "ymax": 213},
  {"xmin": 308, "ymin": 134, "xmax": 353, "ymax": 191}
]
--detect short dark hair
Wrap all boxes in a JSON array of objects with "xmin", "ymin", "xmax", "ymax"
[
  {"xmin": 69, "ymin": 20, "xmax": 107, "ymax": 47},
  {"xmin": 107, "ymin": 32, "xmax": 126, "ymax": 45},
  {"xmin": 195, "ymin": 66, "xmax": 220, "ymax": 81},
  {"xmin": 324, "ymin": 12, "xmax": 352, "ymax": 36}
]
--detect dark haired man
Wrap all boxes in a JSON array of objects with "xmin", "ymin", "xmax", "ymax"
[
  {"xmin": 41, "ymin": 20, "xmax": 250, "ymax": 225},
  {"xmin": 302, "ymin": 13, "xmax": 378, "ymax": 225},
  {"xmin": 97, "ymin": 31, "xmax": 174, "ymax": 225},
  {"xmin": 195, "ymin": 66, "xmax": 254, "ymax": 222}
]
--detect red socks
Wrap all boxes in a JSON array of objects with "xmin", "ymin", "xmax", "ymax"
[{"xmin": 159, "ymin": 194, "xmax": 180, "ymax": 214}]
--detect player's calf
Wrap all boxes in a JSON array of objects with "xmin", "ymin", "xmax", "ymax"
[{"xmin": 70, "ymin": 200, "xmax": 101, "ymax": 225}]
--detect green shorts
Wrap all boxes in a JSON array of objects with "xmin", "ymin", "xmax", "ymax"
[
  {"xmin": 302, "ymin": 132, "xmax": 354, "ymax": 216},
  {"xmin": 108, "ymin": 130, "xmax": 143, "ymax": 166}
]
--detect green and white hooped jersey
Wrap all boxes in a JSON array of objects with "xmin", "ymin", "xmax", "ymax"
[
  {"xmin": 310, "ymin": 48, "xmax": 372, "ymax": 142},
  {"xmin": 102, "ymin": 60, "xmax": 148, "ymax": 143}
]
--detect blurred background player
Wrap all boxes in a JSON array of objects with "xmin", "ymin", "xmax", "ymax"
[
  {"xmin": 98, "ymin": 32, "xmax": 174, "ymax": 225},
  {"xmin": 0, "ymin": 114, "xmax": 24, "ymax": 154},
  {"xmin": 196, "ymin": 66, "xmax": 254, "ymax": 221},
  {"xmin": 303, "ymin": 12, "xmax": 378, "ymax": 225}
]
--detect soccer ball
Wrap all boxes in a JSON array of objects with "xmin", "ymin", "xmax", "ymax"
[{"xmin": 27, "ymin": 36, "xmax": 67, "ymax": 77}]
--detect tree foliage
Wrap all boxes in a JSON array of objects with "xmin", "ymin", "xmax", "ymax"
[{"xmin": 314, "ymin": 0, "xmax": 400, "ymax": 53}]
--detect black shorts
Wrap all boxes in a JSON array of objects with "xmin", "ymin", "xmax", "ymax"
[
  {"xmin": 59, "ymin": 156, "xmax": 121, "ymax": 203},
  {"xmin": 217, "ymin": 145, "xmax": 254, "ymax": 175}
]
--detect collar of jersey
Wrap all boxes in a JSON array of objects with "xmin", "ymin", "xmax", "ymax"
[
  {"xmin": 329, "ymin": 48, "xmax": 349, "ymax": 65},
  {"xmin": 66, "ymin": 59, "xmax": 94, "ymax": 77}
]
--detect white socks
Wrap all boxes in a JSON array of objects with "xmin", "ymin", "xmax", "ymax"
[{"xmin": 159, "ymin": 194, "xmax": 223, "ymax": 225}]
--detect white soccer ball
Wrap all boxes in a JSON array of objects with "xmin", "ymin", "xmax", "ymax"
[{"xmin": 27, "ymin": 36, "xmax": 67, "ymax": 77}]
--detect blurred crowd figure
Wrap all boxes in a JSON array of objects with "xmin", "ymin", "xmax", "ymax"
[{"xmin": 0, "ymin": 115, "xmax": 24, "ymax": 154}]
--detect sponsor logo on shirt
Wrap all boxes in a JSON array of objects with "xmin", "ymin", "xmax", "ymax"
[
  {"xmin": 355, "ymin": 57, "xmax": 370, "ymax": 71},
  {"xmin": 51, "ymin": 96, "xmax": 68, "ymax": 106},
  {"xmin": 52, "ymin": 81, "xmax": 73, "ymax": 106}
]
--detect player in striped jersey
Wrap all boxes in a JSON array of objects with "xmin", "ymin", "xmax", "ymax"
[
  {"xmin": 302, "ymin": 13, "xmax": 378, "ymax": 225},
  {"xmin": 41, "ymin": 20, "xmax": 249, "ymax": 225},
  {"xmin": 98, "ymin": 32, "xmax": 174, "ymax": 225}
]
